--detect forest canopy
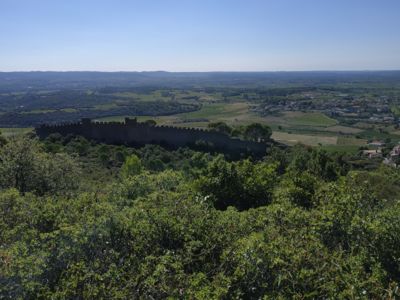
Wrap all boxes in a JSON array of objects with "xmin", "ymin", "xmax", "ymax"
[{"xmin": 0, "ymin": 132, "xmax": 399, "ymax": 299}]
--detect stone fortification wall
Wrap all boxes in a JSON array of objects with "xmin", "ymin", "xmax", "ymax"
[{"xmin": 35, "ymin": 118, "xmax": 268, "ymax": 156}]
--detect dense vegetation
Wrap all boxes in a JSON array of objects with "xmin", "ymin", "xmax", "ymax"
[{"xmin": 1, "ymin": 131, "xmax": 399, "ymax": 298}]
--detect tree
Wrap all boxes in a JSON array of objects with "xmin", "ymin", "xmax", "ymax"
[
  {"xmin": 207, "ymin": 122, "xmax": 232, "ymax": 135},
  {"xmin": 0, "ymin": 130, "xmax": 7, "ymax": 146},
  {"xmin": 274, "ymin": 171, "xmax": 320, "ymax": 208},
  {"xmin": 288, "ymin": 146, "xmax": 340, "ymax": 181},
  {"xmin": 196, "ymin": 156, "xmax": 278, "ymax": 210},
  {"xmin": 0, "ymin": 136, "xmax": 80, "ymax": 195},
  {"xmin": 120, "ymin": 154, "xmax": 143, "ymax": 178},
  {"xmin": 243, "ymin": 123, "xmax": 272, "ymax": 142},
  {"xmin": 144, "ymin": 119, "xmax": 157, "ymax": 127},
  {"xmin": 0, "ymin": 136, "xmax": 36, "ymax": 193},
  {"xmin": 35, "ymin": 152, "xmax": 81, "ymax": 196}
]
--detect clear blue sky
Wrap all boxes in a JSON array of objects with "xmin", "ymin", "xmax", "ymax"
[{"xmin": 1, "ymin": 0, "xmax": 399, "ymax": 71}]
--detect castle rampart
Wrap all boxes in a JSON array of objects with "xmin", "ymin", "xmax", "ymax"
[{"xmin": 35, "ymin": 118, "xmax": 270, "ymax": 156}]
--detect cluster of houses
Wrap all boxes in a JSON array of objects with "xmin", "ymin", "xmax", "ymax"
[
  {"xmin": 383, "ymin": 144, "xmax": 400, "ymax": 168},
  {"xmin": 259, "ymin": 92, "xmax": 398, "ymax": 126},
  {"xmin": 362, "ymin": 140, "xmax": 385, "ymax": 159},
  {"xmin": 362, "ymin": 149, "xmax": 383, "ymax": 159},
  {"xmin": 362, "ymin": 140, "xmax": 400, "ymax": 167}
]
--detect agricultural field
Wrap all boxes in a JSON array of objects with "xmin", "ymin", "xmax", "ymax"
[
  {"xmin": 271, "ymin": 132, "xmax": 338, "ymax": 146},
  {"xmin": 96, "ymin": 102, "xmax": 265, "ymax": 127},
  {"xmin": 323, "ymin": 125, "xmax": 363, "ymax": 134},
  {"xmin": 0, "ymin": 127, "xmax": 33, "ymax": 137},
  {"xmin": 281, "ymin": 111, "xmax": 338, "ymax": 127}
]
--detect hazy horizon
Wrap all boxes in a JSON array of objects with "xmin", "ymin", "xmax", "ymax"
[
  {"xmin": 1, "ymin": 0, "xmax": 400, "ymax": 72},
  {"xmin": 2, "ymin": 70, "xmax": 400, "ymax": 74}
]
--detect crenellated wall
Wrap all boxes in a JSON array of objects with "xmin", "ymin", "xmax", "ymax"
[{"xmin": 35, "ymin": 118, "xmax": 269, "ymax": 156}]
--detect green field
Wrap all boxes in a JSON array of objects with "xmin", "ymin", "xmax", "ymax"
[
  {"xmin": 324, "ymin": 125, "xmax": 363, "ymax": 134},
  {"xmin": 21, "ymin": 108, "xmax": 78, "ymax": 114},
  {"xmin": 113, "ymin": 90, "xmax": 221, "ymax": 103},
  {"xmin": 21, "ymin": 109, "xmax": 57, "ymax": 114},
  {"xmin": 96, "ymin": 103, "xmax": 267, "ymax": 127},
  {"xmin": 321, "ymin": 144, "xmax": 362, "ymax": 153},
  {"xmin": 0, "ymin": 127, "xmax": 33, "ymax": 137},
  {"xmin": 263, "ymin": 111, "xmax": 338, "ymax": 128},
  {"xmin": 272, "ymin": 131, "xmax": 338, "ymax": 146},
  {"xmin": 285, "ymin": 111, "xmax": 338, "ymax": 127},
  {"xmin": 337, "ymin": 136, "xmax": 367, "ymax": 146}
]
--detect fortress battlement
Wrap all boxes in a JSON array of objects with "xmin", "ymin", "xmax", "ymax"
[{"xmin": 36, "ymin": 117, "xmax": 269, "ymax": 157}]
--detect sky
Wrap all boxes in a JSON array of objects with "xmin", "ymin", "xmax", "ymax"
[{"xmin": 0, "ymin": 0, "xmax": 399, "ymax": 72}]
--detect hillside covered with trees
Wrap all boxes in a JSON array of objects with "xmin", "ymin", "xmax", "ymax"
[{"xmin": 1, "ymin": 130, "xmax": 399, "ymax": 299}]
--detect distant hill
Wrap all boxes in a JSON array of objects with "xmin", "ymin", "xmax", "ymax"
[{"xmin": 1, "ymin": 71, "xmax": 400, "ymax": 92}]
